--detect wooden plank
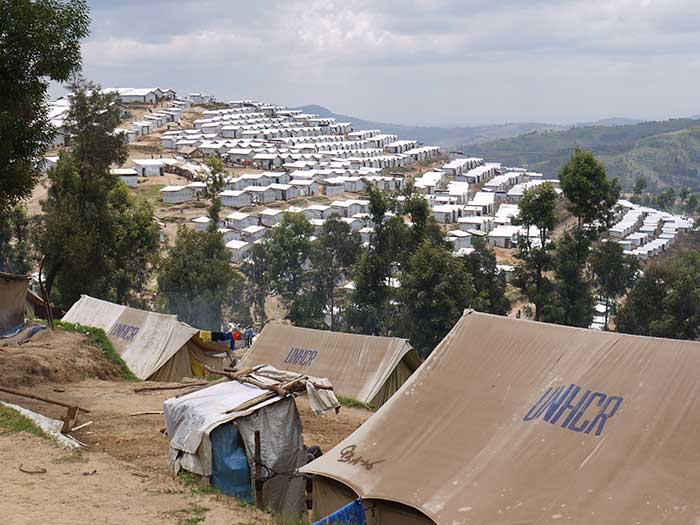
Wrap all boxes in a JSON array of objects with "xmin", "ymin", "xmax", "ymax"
[
  {"xmin": 0, "ymin": 386, "xmax": 90, "ymax": 413},
  {"xmin": 133, "ymin": 383, "xmax": 209, "ymax": 393},
  {"xmin": 61, "ymin": 405, "xmax": 79, "ymax": 433}
]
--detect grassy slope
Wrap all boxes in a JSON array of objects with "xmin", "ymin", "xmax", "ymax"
[
  {"xmin": 468, "ymin": 119, "xmax": 700, "ymax": 190},
  {"xmin": 56, "ymin": 321, "xmax": 138, "ymax": 381},
  {"xmin": 0, "ymin": 404, "xmax": 50, "ymax": 439}
]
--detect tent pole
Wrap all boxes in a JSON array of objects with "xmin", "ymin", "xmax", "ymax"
[{"xmin": 254, "ymin": 430, "xmax": 263, "ymax": 508}]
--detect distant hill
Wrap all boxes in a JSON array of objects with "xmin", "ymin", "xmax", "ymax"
[
  {"xmin": 467, "ymin": 118, "xmax": 700, "ymax": 191},
  {"xmin": 576, "ymin": 117, "xmax": 645, "ymax": 127},
  {"xmin": 294, "ymin": 105, "xmax": 566, "ymax": 149}
]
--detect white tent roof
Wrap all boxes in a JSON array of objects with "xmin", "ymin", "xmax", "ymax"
[{"xmin": 63, "ymin": 295, "xmax": 198, "ymax": 380}]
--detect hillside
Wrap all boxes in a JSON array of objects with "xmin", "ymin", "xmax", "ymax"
[
  {"xmin": 294, "ymin": 105, "xmax": 566, "ymax": 148},
  {"xmin": 467, "ymin": 118, "xmax": 700, "ymax": 190}
]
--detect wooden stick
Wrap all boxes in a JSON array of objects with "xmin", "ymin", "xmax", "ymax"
[
  {"xmin": 245, "ymin": 370, "xmax": 335, "ymax": 391},
  {"xmin": 204, "ymin": 366, "xmax": 290, "ymax": 397},
  {"xmin": 224, "ymin": 378, "xmax": 306, "ymax": 414},
  {"xmin": 129, "ymin": 411, "xmax": 163, "ymax": 416},
  {"xmin": 71, "ymin": 421, "xmax": 93, "ymax": 431},
  {"xmin": 0, "ymin": 386, "xmax": 90, "ymax": 413},
  {"xmin": 254, "ymin": 430, "xmax": 263, "ymax": 508},
  {"xmin": 19, "ymin": 464, "xmax": 46, "ymax": 475},
  {"xmin": 134, "ymin": 382, "xmax": 209, "ymax": 393}
]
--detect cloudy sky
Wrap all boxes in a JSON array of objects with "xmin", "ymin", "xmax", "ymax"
[{"xmin": 78, "ymin": 0, "xmax": 700, "ymax": 126}]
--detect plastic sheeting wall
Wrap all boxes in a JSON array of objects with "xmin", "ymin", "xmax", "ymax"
[
  {"xmin": 211, "ymin": 423, "xmax": 252, "ymax": 502},
  {"xmin": 237, "ymin": 398, "xmax": 306, "ymax": 518}
]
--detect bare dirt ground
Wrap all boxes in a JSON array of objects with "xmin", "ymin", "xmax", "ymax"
[
  {"xmin": 0, "ymin": 331, "xmax": 371, "ymax": 524},
  {"xmin": 0, "ymin": 329, "xmax": 120, "ymax": 387},
  {"xmin": 0, "ymin": 431, "xmax": 267, "ymax": 525}
]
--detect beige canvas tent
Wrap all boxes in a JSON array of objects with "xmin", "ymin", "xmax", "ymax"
[
  {"xmin": 63, "ymin": 295, "xmax": 225, "ymax": 381},
  {"xmin": 0, "ymin": 272, "xmax": 30, "ymax": 337},
  {"xmin": 301, "ymin": 310, "xmax": 700, "ymax": 524},
  {"xmin": 239, "ymin": 324, "xmax": 420, "ymax": 407}
]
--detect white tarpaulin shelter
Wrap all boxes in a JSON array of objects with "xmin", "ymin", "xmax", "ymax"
[
  {"xmin": 63, "ymin": 295, "xmax": 224, "ymax": 381},
  {"xmin": 239, "ymin": 324, "xmax": 420, "ymax": 407},
  {"xmin": 164, "ymin": 380, "xmax": 306, "ymax": 516}
]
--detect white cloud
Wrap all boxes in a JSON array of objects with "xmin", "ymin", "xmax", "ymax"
[{"xmin": 80, "ymin": 0, "xmax": 700, "ymax": 124}]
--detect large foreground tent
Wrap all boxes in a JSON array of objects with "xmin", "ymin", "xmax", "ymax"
[
  {"xmin": 0, "ymin": 272, "xmax": 30, "ymax": 337},
  {"xmin": 302, "ymin": 310, "xmax": 700, "ymax": 524},
  {"xmin": 239, "ymin": 324, "xmax": 420, "ymax": 407},
  {"xmin": 63, "ymin": 295, "xmax": 225, "ymax": 381}
]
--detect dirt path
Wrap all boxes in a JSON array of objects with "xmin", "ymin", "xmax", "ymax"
[
  {"xmin": 0, "ymin": 373, "xmax": 371, "ymax": 524},
  {"xmin": 0, "ymin": 433, "xmax": 265, "ymax": 525}
]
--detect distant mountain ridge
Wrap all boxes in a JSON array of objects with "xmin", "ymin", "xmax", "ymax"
[
  {"xmin": 293, "ymin": 105, "xmax": 566, "ymax": 149},
  {"xmin": 467, "ymin": 118, "xmax": 700, "ymax": 191},
  {"xmin": 295, "ymin": 105, "xmax": 700, "ymax": 190}
]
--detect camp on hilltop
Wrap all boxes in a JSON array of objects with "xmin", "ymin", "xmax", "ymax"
[
  {"xmin": 238, "ymin": 323, "xmax": 421, "ymax": 408},
  {"xmin": 301, "ymin": 310, "xmax": 700, "ymax": 524},
  {"xmin": 62, "ymin": 295, "xmax": 227, "ymax": 381}
]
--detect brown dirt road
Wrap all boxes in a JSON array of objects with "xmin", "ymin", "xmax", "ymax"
[{"xmin": 0, "ymin": 331, "xmax": 371, "ymax": 524}]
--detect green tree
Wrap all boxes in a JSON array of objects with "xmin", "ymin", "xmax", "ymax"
[
  {"xmin": 617, "ymin": 252, "xmax": 700, "ymax": 340},
  {"xmin": 513, "ymin": 183, "xmax": 558, "ymax": 321},
  {"xmin": 242, "ymin": 243, "xmax": 269, "ymax": 329},
  {"xmin": 348, "ymin": 186, "xmax": 397, "ymax": 335},
  {"xmin": 516, "ymin": 182, "xmax": 558, "ymax": 248},
  {"xmin": 686, "ymin": 194, "xmax": 698, "ymax": 215},
  {"xmin": 0, "ymin": 0, "xmax": 90, "ymax": 214},
  {"xmin": 460, "ymin": 238, "xmax": 510, "ymax": 315},
  {"xmin": 108, "ymin": 184, "xmax": 161, "ymax": 304},
  {"xmin": 400, "ymin": 185, "xmax": 446, "ymax": 256},
  {"xmin": 590, "ymin": 241, "xmax": 639, "ymax": 329},
  {"xmin": 65, "ymin": 77, "xmax": 127, "ymax": 172},
  {"xmin": 559, "ymin": 148, "xmax": 620, "ymax": 232},
  {"xmin": 544, "ymin": 230, "xmax": 594, "ymax": 328},
  {"xmin": 0, "ymin": 205, "xmax": 31, "ymax": 274},
  {"xmin": 38, "ymin": 153, "xmax": 159, "ymax": 307},
  {"xmin": 308, "ymin": 216, "xmax": 361, "ymax": 331},
  {"xmin": 158, "ymin": 226, "xmax": 243, "ymax": 329},
  {"xmin": 37, "ymin": 79, "xmax": 157, "ymax": 308},
  {"xmin": 399, "ymin": 241, "xmax": 474, "ymax": 357},
  {"xmin": 632, "ymin": 176, "xmax": 647, "ymax": 198},
  {"xmin": 655, "ymin": 188, "xmax": 676, "ymax": 212},
  {"xmin": 204, "ymin": 156, "xmax": 226, "ymax": 228},
  {"xmin": 266, "ymin": 212, "xmax": 313, "ymax": 303}
]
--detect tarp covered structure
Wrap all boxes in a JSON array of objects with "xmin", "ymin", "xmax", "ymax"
[
  {"xmin": 164, "ymin": 380, "xmax": 306, "ymax": 516},
  {"xmin": 63, "ymin": 295, "xmax": 224, "ymax": 381},
  {"xmin": 0, "ymin": 272, "xmax": 30, "ymax": 337},
  {"xmin": 239, "ymin": 323, "xmax": 420, "ymax": 407},
  {"xmin": 302, "ymin": 310, "xmax": 700, "ymax": 524}
]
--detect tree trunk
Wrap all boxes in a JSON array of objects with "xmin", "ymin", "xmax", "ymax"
[
  {"xmin": 604, "ymin": 296, "xmax": 609, "ymax": 330},
  {"xmin": 534, "ymin": 267, "xmax": 542, "ymax": 321},
  {"xmin": 330, "ymin": 289, "xmax": 336, "ymax": 331}
]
